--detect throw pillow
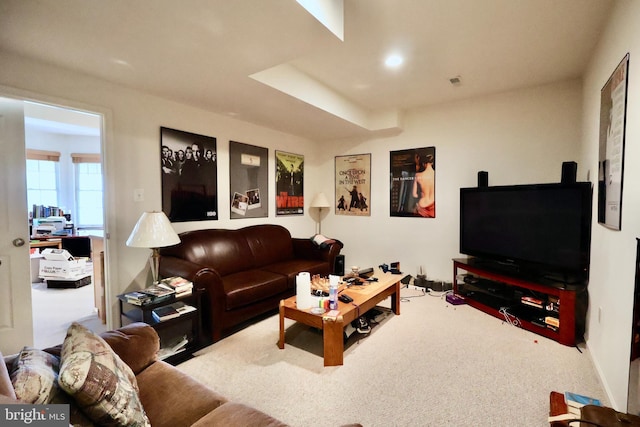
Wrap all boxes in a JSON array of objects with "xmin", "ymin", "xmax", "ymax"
[
  {"xmin": 310, "ymin": 234, "xmax": 336, "ymax": 249},
  {"xmin": 58, "ymin": 322, "xmax": 150, "ymax": 427},
  {"xmin": 10, "ymin": 347, "xmax": 64, "ymax": 404}
]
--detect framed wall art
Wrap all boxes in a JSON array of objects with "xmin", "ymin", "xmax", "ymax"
[
  {"xmin": 229, "ymin": 141, "xmax": 268, "ymax": 219},
  {"xmin": 598, "ymin": 53, "xmax": 629, "ymax": 230},
  {"xmin": 275, "ymin": 150, "xmax": 304, "ymax": 215},
  {"xmin": 390, "ymin": 147, "xmax": 436, "ymax": 218},
  {"xmin": 335, "ymin": 153, "xmax": 371, "ymax": 216},
  {"xmin": 160, "ymin": 127, "xmax": 217, "ymax": 222}
]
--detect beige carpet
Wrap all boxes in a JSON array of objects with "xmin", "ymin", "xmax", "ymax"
[
  {"xmin": 31, "ymin": 281, "xmax": 106, "ymax": 348},
  {"xmin": 177, "ymin": 288, "xmax": 607, "ymax": 427}
]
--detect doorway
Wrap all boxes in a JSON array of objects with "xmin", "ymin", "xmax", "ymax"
[{"xmin": 24, "ymin": 101, "xmax": 108, "ymax": 347}]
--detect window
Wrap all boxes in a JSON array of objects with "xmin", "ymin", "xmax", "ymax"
[
  {"xmin": 73, "ymin": 153, "xmax": 103, "ymax": 228},
  {"xmin": 26, "ymin": 150, "xmax": 60, "ymax": 210}
]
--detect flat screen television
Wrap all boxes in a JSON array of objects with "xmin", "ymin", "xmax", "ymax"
[{"xmin": 459, "ymin": 182, "xmax": 593, "ymax": 284}]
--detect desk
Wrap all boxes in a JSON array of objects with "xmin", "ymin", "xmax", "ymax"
[{"xmin": 29, "ymin": 239, "xmax": 62, "ymax": 250}]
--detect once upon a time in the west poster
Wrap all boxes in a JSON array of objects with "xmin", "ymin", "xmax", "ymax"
[
  {"xmin": 161, "ymin": 127, "xmax": 217, "ymax": 222},
  {"xmin": 390, "ymin": 147, "xmax": 436, "ymax": 218},
  {"xmin": 275, "ymin": 151, "xmax": 304, "ymax": 215},
  {"xmin": 335, "ymin": 153, "xmax": 370, "ymax": 216}
]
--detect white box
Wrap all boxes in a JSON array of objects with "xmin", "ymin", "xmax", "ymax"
[
  {"xmin": 39, "ymin": 258, "xmax": 87, "ymax": 279},
  {"xmin": 42, "ymin": 249, "xmax": 74, "ymax": 261}
]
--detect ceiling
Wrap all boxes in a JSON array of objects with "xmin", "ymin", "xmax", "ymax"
[{"xmin": 0, "ymin": 0, "xmax": 614, "ymax": 141}]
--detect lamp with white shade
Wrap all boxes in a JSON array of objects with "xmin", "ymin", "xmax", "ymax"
[
  {"xmin": 310, "ymin": 192, "xmax": 331, "ymax": 234},
  {"xmin": 126, "ymin": 211, "xmax": 180, "ymax": 284}
]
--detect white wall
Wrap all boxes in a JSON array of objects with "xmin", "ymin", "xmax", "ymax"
[
  {"xmin": 320, "ymin": 80, "xmax": 583, "ymax": 282},
  {"xmin": 581, "ymin": 0, "xmax": 640, "ymax": 411}
]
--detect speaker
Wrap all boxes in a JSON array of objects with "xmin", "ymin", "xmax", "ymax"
[
  {"xmin": 334, "ymin": 254, "xmax": 345, "ymax": 276},
  {"xmin": 478, "ymin": 171, "xmax": 488, "ymax": 187},
  {"xmin": 561, "ymin": 161, "xmax": 577, "ymax": 184}
]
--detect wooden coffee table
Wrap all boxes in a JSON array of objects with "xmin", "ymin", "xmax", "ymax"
[{"xmin": 278, "ymin": 271, "xmax": 401, "ymax": 366}]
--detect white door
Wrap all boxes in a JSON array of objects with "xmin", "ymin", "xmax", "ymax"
[{"xmin": 0, "ymin": 97, "xmax": 33, "ymax": 354}]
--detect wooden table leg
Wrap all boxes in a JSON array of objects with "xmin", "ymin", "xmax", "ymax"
[
  {"xmin": 323, "ymin": 315, "xmax": 344, "ymax": 366},
  {"xmin": 391, "ymin": 281, "xmax": 401, "ymax": 315},
  {"xmin": 278, "ymin": 300, "xmax": 285, "ymax": 349}
]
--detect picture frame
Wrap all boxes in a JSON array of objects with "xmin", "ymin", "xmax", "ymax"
[
  {"xmin": 229, "ymin": 141, "xmax": 268, "ymax": 219},
  {"xmin": 275, "ymin": 150, "xmax": 304, "ymax": 215},
  {"xmin": 160, "ymin": 127, "xmax": 217, "ymax": 222},
  {"xmin": 389, "ymin": 147, "xmax": 436, "ymax": 218},
  {"xmin": 598, "ymin": 53, "xmax": 629, "ymax": 230},
  {"xmin": 335, "ymin": 153, "xmax": 371, "ymax": 216}
]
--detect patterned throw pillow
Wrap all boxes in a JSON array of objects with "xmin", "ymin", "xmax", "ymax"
[
  {"xmin": 10, "ymin": 347, "xmax": 64, "ymax": 404},
  {"xmin": 58, "ymin": 322, "xmax": 150, "ymax": 427}
]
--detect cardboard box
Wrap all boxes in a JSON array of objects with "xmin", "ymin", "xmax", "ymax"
[{"xmin": 39, "ymin": 258, "xmax": 88, "ymax": 279}]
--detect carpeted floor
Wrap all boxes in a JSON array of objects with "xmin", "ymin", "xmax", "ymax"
[
  {"xmin": 31, "ymin": 281, "xmax": 106, "ymax": 348},
  {"xmin": 177, "ymin": 287, "xmax": 607, "ymax": 427}
]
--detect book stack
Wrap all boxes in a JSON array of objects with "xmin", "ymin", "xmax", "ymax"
[
  {"xmin": 564, "ymin": 391, "xmax": 601, "ymax": 416},
  {"xmin": 152, "ymin": 301, "xmax": 197, "ymax": 322},
  {"xmin": 159, "ymin": 276, "xmax": 194, "ymax": 296},
  {"xmin": 124, "ymin": 291, "xmax": 153, "ymax": 306},
  {"xmin": 141, "ymin": 284, "xmax": 176, "ymax": 303},
  {"xmin": 521, "ymin": 296, "xmax": 544, "ymax": 309}
]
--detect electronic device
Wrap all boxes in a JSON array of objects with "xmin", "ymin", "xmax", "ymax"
[
  {"xmin": 358, "ymin": 267, "xmax": 374, "ymax": 278},
  {"xmin": 561, "ymin": 161, "xmax": 577, "ymax": 184},
  {"xmin": 459, "ymin": 182, "xmax": 592, "ymax": 284},
  {"xmin": 477, "ymin": 171, "xmax": 488, "ymax": 187},
  {"xmin": 446, "ymin": 293, "xmax": 466, "ymax": 305},
  {"xmin": 338, "ymin": 294, "xmax": 353, "ymax": 303}
]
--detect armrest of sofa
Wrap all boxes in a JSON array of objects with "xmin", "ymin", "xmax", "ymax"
[
  {"xmin": 100, "ymin": 322, "xmax": 160, "ymax": 375},
  {"xmin": 292, "ymin": 237, "xmax": 343, "ymax": 264},
  {"xmin": 160, "ymin": 255, "xmax": 226, "ymax": 338}
]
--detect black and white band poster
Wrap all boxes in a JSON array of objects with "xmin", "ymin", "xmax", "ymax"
[
  {"xmin": 160, "ymin": 127, "xmax": 217, "ymax": 222},
  {"xmin": 335, "ymin": 153, "xmax": 371, "ymax": 216},
  {"xmin": 390, "ymin": 147, "xmax": 436, "ymax": 218},
  {"xmin": 229, "ymin": 141, "xmax": 268, "ymax": 219},
  {"xmin": 275, "ymin": 151, "xmax": 304, "ymax": 215},
  {"xmin": 598, "ymin": 53, "xmax": 629, "ymax": 230}
]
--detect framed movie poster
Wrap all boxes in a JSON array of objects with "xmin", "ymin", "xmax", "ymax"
[
  {"xmin": 229, "ymin": 141, "xmax": 268, "ymax": 219},
  {"xmin": 160, "ymin": 127, "xmax": 217, "ymax": 222},
  {"xmin": 275, "ymin": 150, "xmax": 304, "ymax": 215},
  {"xmin": 598, "ymin": 53, "xmax": 629, "ymax": 230},
  {"xmin": 335, "ymin": 153, "xmax": 371, "ymax": 216},
  {"xmin": 390, "ymin": 147, "xmax": 435, "ymax": 218}
]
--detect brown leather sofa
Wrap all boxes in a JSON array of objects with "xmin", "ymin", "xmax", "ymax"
[
  {"xmin": 1, "ymin": 323, "xmax": 290, "ymax": 426},
  {"xmin": 159, "ymin": 224, "xmax": 343, "ymax": 342}
]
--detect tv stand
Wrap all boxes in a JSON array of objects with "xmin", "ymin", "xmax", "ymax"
[{"xmin": 452, "ymin": 258, "xmax": 586, "ymax": 346}]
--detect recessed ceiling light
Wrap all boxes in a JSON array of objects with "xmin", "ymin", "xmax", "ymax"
[{"xmin": 385, "ymin": 54, "xmax": 404, "ymax": 68}]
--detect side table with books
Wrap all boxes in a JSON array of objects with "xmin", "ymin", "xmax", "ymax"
[{"xmin": 118, "ymin": 278, "xmax": 209, "ymax": 365}]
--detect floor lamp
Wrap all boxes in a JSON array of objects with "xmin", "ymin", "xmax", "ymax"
[
  {"xmin": 310, "ymin": 192, "xmax": 331, "ymax": 234},
  {"xmin": 126, "ymin": 211, "xmax": 180, "ymax": 284}
]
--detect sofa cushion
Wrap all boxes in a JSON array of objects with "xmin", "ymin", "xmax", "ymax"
[
  {"xmin": 164, "ymin": 229, "xmax": 256, "ymax": 276},
  {"xmin": 224, "ymin": 270, "xmax": 289, "ymax": 310},
  {"xmin": 100, "ymin": 322, "xmax": 159, "ymax": 375},
  {"xmin": 10, "ymin": 347, "xmax": 63, "ymax": 404},
  {"xmin": 241, "ymin": 224, "xmax": 295, "ymax": 267},
  {"xmin": 263, "ymin": 259, "xmax": 333, "ymax": 288},
  {"xmin": 136, "ymin": 360, "xmax": 228, "ymax": 427},
  {"xmin": 191, "ymin": 401, "xmax": 289, "ymax": 427},
  {"xmin": 58, "ymin": 322, "xmax": 150, "ymax": 427}
]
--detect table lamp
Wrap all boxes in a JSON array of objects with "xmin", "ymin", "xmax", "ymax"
[
  {"xmin": 310, "ymin": 192, "xmax": 331, "ymax": 234},
  {"xmin": 126, "ymin": 211, "xmax": 180, "ymax": 284}
]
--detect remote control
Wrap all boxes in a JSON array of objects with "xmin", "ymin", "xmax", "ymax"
[{"xmin": 338, "ymin": 294, "xmax": 353, "ymax": 303}]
